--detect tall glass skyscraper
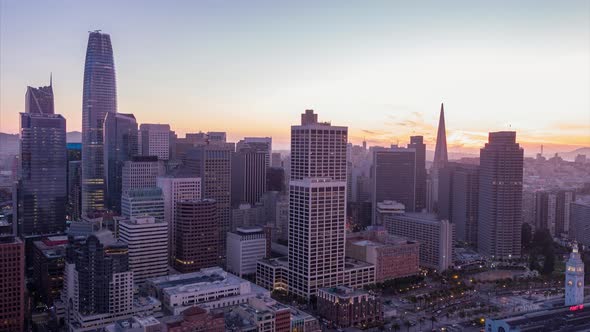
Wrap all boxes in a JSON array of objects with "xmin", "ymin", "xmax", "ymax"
[
  {"xmin": 81, "ymin": 30, "xmax": 117, "ymax": 215},
  {"xmin": 104, "ymin": 113, "xmax": 138, "ymax": 212}
]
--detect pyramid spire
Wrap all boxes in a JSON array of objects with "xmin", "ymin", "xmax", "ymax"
[{"xmin": 433, "ymin": 103, "xmax": 448, "ymax": 169}]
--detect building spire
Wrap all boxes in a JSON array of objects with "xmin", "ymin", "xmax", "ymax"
[
  {"xmin": 433, "ymin": 102, "xmax": 448, "ymax": 169},
  {"xmin": 49, "ymin": 72, "xmax": 53, "ymax": 87}
]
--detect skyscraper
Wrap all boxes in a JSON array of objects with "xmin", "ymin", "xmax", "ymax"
[
  {"xmin": 18, "ymin": 111, "xmax": 67, "ymax": 236},
  {"xmin": 432, "ymin": 103, "xmax": 448, "ymax": 170},
  {"xmin": 429, "ymin": 103, "xmax": 448, "ymax": 212},
  {"xmin": 81, "ymin": 31, "xmax": 117, "ymax": 215},
  {"xmin": 25, "ymin": 76, "xmax": 54, "ymax": 114},
  {"xmin": 185, "ymin": 143, "xmax": 233, "ymax": 259},
  {"xmin": 478, "ymin": 132, "xmax": 523, "ymax": 258},
  {"xmin": 372, "ymin": 146, "xmax": 416, "ymax": 218},
  {"xmin": 157, "ymin": 174, "xmax": 201, "ymax": 262},
  {"xmin": 62, "ymin": 230, "xmax": 133, "ymax": 330},
  {"xmin": 288, "ymin": 110, "xmax": 374, "ymax": 299},
  {"xmin": 408, "ymin": 136, "xmax": 426, "ymax": 212},
  {"xmin": 104, "ymin": 113, "xmax": 138, "ymax": 212},
  {"xmin": 174, "ymin": 199, "xmax": 220, "ymax": 273},
  {"xmin": 0, "ymin": 236, "xmax": 25, "ymax": 332},
  {"xmin": 231, "ymin": 142, "xmax": 268, "ymax": 207},
  {"xmin": 139, "ymin": 124, "xmax": 171, "ymax": 161},
  {"xmin": 121, "ymin": 156, "xmax": 165, "ymax": 193}
]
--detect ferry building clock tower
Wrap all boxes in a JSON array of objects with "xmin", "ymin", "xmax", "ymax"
[{"xmin": 565, "ymin": 242, "xmax": 585, "ymax": 307}]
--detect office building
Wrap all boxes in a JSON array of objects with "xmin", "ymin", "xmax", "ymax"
[
  {"xmin": 232, "ymin": 142, "xmax": 268, "ymax": 206},
  {"xmin": 271, "ymin": 152, "xmax": 282, "ymax": 168},
  {"xmin": 184, "ymin": 143, "xmax": 233, "ymax": 258},
  {"xmin": 18, "ymin": 112, "xmax": 67, "ymax": 235},
  {"xmin": 256, "ymin": 257, "xmax": 289, "ymax": 291},
  {"xmin": 174, "ymin": 199, "xmax": 219, "ymax": 272},
  {"xmin": 61, "ymin": 229, "xmax": 134, "ymax": 331},
  {"xmin": 207, "ymin": 131, "xmax": 227, "ymax": 143},
  {"xmin": 25, "ymin": 77, "xmax": 54, "ymax": 114},
  {"xmin": 478, "ymin": 132, "xmax": 524, "ymax": 258},
  {"xmin": 156, "ymin": 174, "xmax": 201, "ymax": 262},
  {"xmin": 0, "ymin": 236, "xmax": 25, "ymax": 332},
  {"xmin": 68, "ymin": 160, "xmax": 82, "ymax": 221},
  {"xmin": 372, "ymin": 146, "xmax": 416, "ymax": 217},
  {"xmin": 260, "ymin": 191, "xmax": 289, "ymax": 241},
  {"xmin": 374, "ymin": 200, "xmax": 405, "ymax": 226},
  {"xmin": 231, "ymin": 203, "xmax": 265, "ymax": 231},
  {"xmin": 122, "ymin": 156, "xmax": 165, "ymax": 193},
  {"xmin": 119, "ymin": 216, "xmax": 168, "ymax": 285},
  {"xmin": 227, "ymin": 227, "xmax": 268, "ymax": 277},
  {"xmin": 384, "ymin": 213, "xmax": 454, "ymax": 271},
  {"xmin": 145, "ymin": 267, "xmax": 270, "ymax": 315},
  {"xmin": 266, "ymin": 167, "xmax": 286, "ymax": 192},
  {"xmin": 32, "ymin": 236, "xmax": 68, "ymax": 305},
  {"xmin": 139, "ymin": 124, "xmax": 171, "ymax": 161},
  {"xmin": 104, "ymin": 113, "xmax": 138, "ymax": 212},
  {"xmin": 82, "ymin": 31, "xmax": 117, "ymax": 215},
  {"xmin": 317, "ymin": 286, "xmax": 382, "ymax": 329},
  {"xmin": 238, "ymin": 137, "xmax": 272, "ymax": 167},
  {"xmin": 121, "ymin": 187, "xmax": 165, "ymax": 221},
  {"xmin": 288, "ymin": 110, "xmax": 374, "ymax": 299},
  {"xmin": 570, "ymin": 197, "xmax": 590, "ymax": 247},
  {"xmin": 429, "ymin": 103, "xmax": 448, "ymax": 212},
  {"xmin": 407, "ymin": 136, "xmax": 426, "ymax": 212},
  {"xmin": 437, "ymin": 163, "xmax": 480, "ymax": 245},
  {"xmin": 346, "ymin": 228, "xmax": 420, "ymax": 282}
]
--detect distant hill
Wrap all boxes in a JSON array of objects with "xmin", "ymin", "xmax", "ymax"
[
  {"xmin": 67, "ymin": 131, "xmax": 82, "ymax": 143},
  {"xmin": 556, "ymin": 147, "xmax": 590, "ymax": 161}
]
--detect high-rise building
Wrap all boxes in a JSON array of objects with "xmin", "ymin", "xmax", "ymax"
[
  {"xmin": 384, "ymin": 213, "xmax": 454, "ymax": 271},
  {"xmin": 231, "ymin": 142, "xmax": 268, "ymax": 206},
  {"xmin": 68, "ymin": 160, "xmax": 82, "ymax": 221},
  {"xmin": 18, "ymin": 111, "xmax": 67, "ymax": 236},
  {"xmin": 82, "ymin": 31, "xmax": 117, "ymax": 215},
  {"xmin": 408, "ymin": 136, "xmax": 426, "ymax": 212},
  {"xmin": 238, "ymin": 137, "xmax": 272, "ymax": 167},
  {"xmin": 139, "ymin": 124, "xmax": 171, "ymax": 161},
  {"xmin": 118, "ymin": 216, "xmax": 168, "ymax": 285},
  {"xmin": 121, "ymin": 187, "xmax": 165, "ymax": 221},
  {"xmin": 372, "ymin": 146, "xmax": 416, "ymax": 218},
  {"xmin": 288, "ymin": 110, "xmax": 374, "ymax": 299},
  {"xmin": 157, "ymin": 174, "xmax": 201, "ymax": 262},
  {"xmin": 226, "ymin": 226, "xmax": 268, "ymax": 277},
  {"xmin": 569, "ymin": 197, "xmax": 590, "ymax": 247},
  {"xmin": 32, "ymin": 236, "xmax": 68, "ymax": 305},
  {"xmin": 565, "ymin": 243, "xmax": 584, "ymax": 307},
  {"xmin": 271, "ymin": 152, "xmax": 282, "ymax": 168},
  {"xmin": 25, "ymin": 77, "xmax": 54, "ymax": 114},
  {"xmin": 478, "ymin": 132, "xmax": 523, "ymax": 258},
  {"xmin": 104, "ymin": 113, "xmax": 138, "ymax": 212},
  {"xmin": 185, "ymin": 143, "xmax": 233, "ymax": 259},
  {"xmin": 174, "ymin": 199, "xmax": 220, "ymax": 272},
  {"xmin": 0, "ymin": 236, "xmax": 25, "ymax": 332},
  {"xmin": 429, "ymin": 103, "xmax": 448, "ymax": 212},
  {"xmin": 556, "ymin": 191, "xmax": 575, "ymax": 236},
  {"xmin": 122, "ymin": 156, "xmax": 165, "ymax": 193},
  {"xmin": 62, "ymin": 229, "xmax": 134, "ymax": 331}
]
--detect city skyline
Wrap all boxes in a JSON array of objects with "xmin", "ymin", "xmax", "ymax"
[{"xmin": 1, "ymin": 1, "xmax": 589, "ymax": 155}]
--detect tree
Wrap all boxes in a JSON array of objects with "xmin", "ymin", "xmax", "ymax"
[
  {"xmin": 403, "ymin": 320, "xmax": 411, "ymax": 332},
  {"xmin": 430, "ymin": 316, "xmax": 437, "ymax": 330}
]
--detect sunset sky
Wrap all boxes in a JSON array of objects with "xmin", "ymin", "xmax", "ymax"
[{"xmin": 1, "ymin": 1, "xmax": 589, "ymax": 154}]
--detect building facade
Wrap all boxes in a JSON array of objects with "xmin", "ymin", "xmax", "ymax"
[
  {"xmin": 82, "ymin": 31, "xmax": 117, "ymax": 215},
  {"xmin": 139, "ymin": 124, "xmax": 171, "ymax": 161},
  {"xmin": 119, "ymin": 216, "xmax": 168, "ymax": 285},
  {"xmin": 121, "ymin": 187, "xmax": 165, "ymax": 221},
  {"xmin": 174, "ymin": 199, "xmax": 219, "ymax": 272},
  {"xmin": 372, "ymin": 146, "xmax": 416, "ymax": 217},
  {"xmin": 317, "ymin": 286, "xmax": 382, "ymax": 328},
  {"xmin": 227, "ymin": 227, "xmax": 268, "ymax": 277},
  {"xmin": 0, "ymin": 236, "xmax": 25, "ymax": 332},
  {"xmin": 122, "ymin": 156, "xmax": 165, "ymax": 193},
  {"xmin": 478, "ymin": 132, "xmax": 524, "ymax": 258},
  {"xmin": 18, "ymin": 112, "xmax": 67, "ymax": 235}
]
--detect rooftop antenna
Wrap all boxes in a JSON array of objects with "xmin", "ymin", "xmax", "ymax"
[{"xmin": 49, "ymin": 72, "xmax": 52, "ymax": 87}]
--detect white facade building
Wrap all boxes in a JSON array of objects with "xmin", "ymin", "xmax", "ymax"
[
  {"xmin": 145, "ymin": 267, "xmax": 269, "ymax": 315},
  {"xmin": 227, "ymin": 227, "xmax": 267, "ymax": 277},
  {"xmin": 121, "ymin": 187, "xmax": 165, "ymax": 221},
  {"xmin": 156, "ymin": 176, "xmax": 201, "ymax": 262},
  {"xmin": 139, "ymin": 124, "xmax": 170, "ymax": 161},
  {"xmin": 119, "ymin": 216, "xmax": 168, "ymax": 285},
  {"xmin": 384, "ymin": 212, "xmax": 454, "ymax": 271},
  {"xmin": 122, "ymin": 157, "xmax": 165, "ymax": 193}
]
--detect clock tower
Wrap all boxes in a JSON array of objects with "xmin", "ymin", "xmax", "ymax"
[{"xmin": 565, "ymin": 242, "xmax": 584, "ymax": 307}]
